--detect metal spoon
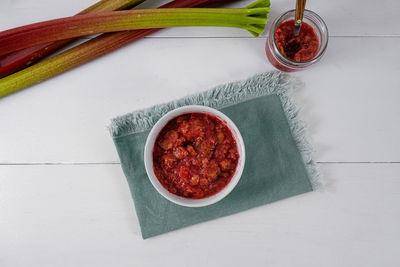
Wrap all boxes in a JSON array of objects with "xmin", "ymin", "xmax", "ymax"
[{"xmin": 294, "ymin": 0, "xmax": 306, "ymax": 35}]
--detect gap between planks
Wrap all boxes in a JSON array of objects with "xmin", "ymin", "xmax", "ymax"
[{"xmin": 1, "ymin": 162, "xmax": 400, "ymax": 166}]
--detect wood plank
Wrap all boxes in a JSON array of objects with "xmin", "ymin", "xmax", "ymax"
[
  {"xmin": 0, "ymin": 0, "xmax": 399, "ymax": 37},
  {"xmin": 0, "ymin": 37, "xmax": 399, "ymax": 163},
  {"xmin": 0, "ymin": 163, "xmax": 399, "ymax": 266}
]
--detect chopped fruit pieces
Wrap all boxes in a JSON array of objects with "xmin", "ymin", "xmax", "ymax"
[
  {"xmin": 190, "ymin": 175, "xmax": 200, "ymax": 186},
  {"xmin": 162, "ymin": 154, "xmax": 177, "ymax": 169},
  {"xmin": 186, "ymin": 145, "xmax": 197, "ymax": 156},
  {"xmin": 158, "ymin": 130, "xmax": 178, "ymax": 150},
  {"xmin": 153, "ymin": 113, "xmax": 239, "ymax": 199},
  {"xmin": 217, "ymin": 131, "xmax": 225, "ymax": 144},
  {"xmin": 219, "ymin": 159, "xmax": 234, "ymax": 171},
  {"xmin": 173, "ymin": 146, "xmax": 188, "ymax": 159}
]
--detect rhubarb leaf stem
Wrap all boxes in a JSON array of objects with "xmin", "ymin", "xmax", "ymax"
[
  {"xmin": 0, "ymin": 0, "xmax": 270, "ymax": 98},
  {"xmin": 0, "ymin": 0, "xmax": 270, "ymax": 56}
]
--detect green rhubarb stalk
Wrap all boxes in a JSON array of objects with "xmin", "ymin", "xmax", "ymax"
[
  {"xmin": 0, "ymin": 0, "xmax": 145, "ymax": 78},
  {"xmin": 0, "ymin": 0, "xmax": 270, "ymax": 56}
]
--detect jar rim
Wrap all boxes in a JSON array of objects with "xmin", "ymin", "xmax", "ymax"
[{"xmin": 271, "ymin": 9, "xmax": 329, "ymax": 66}]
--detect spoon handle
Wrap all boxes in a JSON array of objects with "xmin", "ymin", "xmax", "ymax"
[{"xmin": 294, "ymin": 0, "xmax": 306, "ymax": 34}]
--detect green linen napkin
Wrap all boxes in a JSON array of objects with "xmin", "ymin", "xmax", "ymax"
[{"xmin": 109, "ymin": 72, "xmax": 319, "ymax": 239}]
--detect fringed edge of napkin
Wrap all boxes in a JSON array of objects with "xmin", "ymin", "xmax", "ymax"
[{"xmin": 109, "ymin": 71, "xmax": 323, "ymax": 190}]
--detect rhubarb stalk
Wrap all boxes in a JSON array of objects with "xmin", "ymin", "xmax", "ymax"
[
  {"xmin": 0, "ymin": 0, "xmax": 269, "ymax": 98},
  {"xmin": 0, "ymin": 0, "xmax": 145, "ymax": 78},
  {"xmin": 0, "ymin": 0, "xmax": 269, "ymax": 56}
]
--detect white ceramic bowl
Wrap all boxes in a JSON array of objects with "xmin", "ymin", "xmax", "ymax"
[{"xmin": 144, "ymin": 105, "xmax": 245, "ymax": 207}]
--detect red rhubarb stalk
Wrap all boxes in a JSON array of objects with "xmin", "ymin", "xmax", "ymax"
[
  {"xmin": 0, "ymin": 0, "xmax": 145, "ymax": 78},
  {"xmin": 0, "ymin": 2, "xmax": 269, "ymax": 56}
]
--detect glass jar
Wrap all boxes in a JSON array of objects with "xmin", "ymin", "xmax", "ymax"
[{"xmin": 265, "ymin": 9, "xmax": 329, "ymax": 72}]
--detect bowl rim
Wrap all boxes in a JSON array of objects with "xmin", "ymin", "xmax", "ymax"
[{"xmin": 144, "ymin": 105, "xmax": 246, "ymax": 207}]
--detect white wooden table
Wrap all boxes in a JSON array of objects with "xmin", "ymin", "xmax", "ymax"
[{"xmin": 1, "ymin": 0, "xmax": 400, "ymax": 266}]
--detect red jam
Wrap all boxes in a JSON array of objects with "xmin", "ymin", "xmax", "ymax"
[
  {"xmin": 275, "ymin": 20, "xmax": 319, "ymax": 62},
  {"xmin": 153, "ymin": 113, "xmax": 239, "ymax": 199}
]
